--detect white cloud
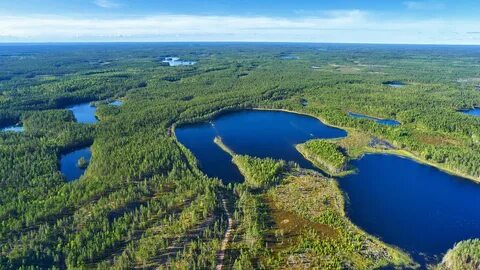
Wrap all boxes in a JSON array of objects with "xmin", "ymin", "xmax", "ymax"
[
  {"xmin": 93, "ymin": 0, "xmax": 120, "ymax": 9},
  {"xmin": 0, "ymin": 11, "xmax": 479, "ymax": 44},
  {"xmin": 294, "ymin": 9, "xmax": 366, "ymax": 18},
  {"xmin": 403, "ymin": 1, "xmax": 446, "ymax": 10}
]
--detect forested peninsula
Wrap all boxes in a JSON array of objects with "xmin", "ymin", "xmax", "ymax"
[{"xmin": 1, "ymin": 43, "xmax": 480, "ymax": 269}]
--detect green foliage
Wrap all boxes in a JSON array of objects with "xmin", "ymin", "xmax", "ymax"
[
  {"xmin": 299, "ymin": 139, "xmax": 348, "ymax": 174},
  {"xmin": 437, "ymin": 239, "xmax": 480, "ymax": 270},
  {"xmin": 233, "ymin": 155, "xmax": 286, "ymax": 189},
  {"xmin": 230, "ymin": 186, "xmax": 270, "ymax": 269},
  {"xmin": 266, "ymin": 174, "xmax": 415, "ymax": 269},
  {"xmin": 0, "ymin": 43, "xmax": 479, "ymax": 268},
  {"xmin": 76, "ymin": 156, "xmax": 88, "ymax": 169}
]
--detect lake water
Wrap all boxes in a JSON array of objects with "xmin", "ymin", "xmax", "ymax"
[
  {"xmin": 60, "ymin": 147, "xmax": 92, "ymax": 181},
  {"xmin": 176, "ymin": 109, "xmax": 480, "ymax": 267},
  {"xmin": 348, "ymin": 112, "xmax": 400, "ymax": 126},
  {"xmin": 68, "ymin": 103, "xmax": 97, "ymax": 124},
  {"xmin": 162, "ymin": 57, "xmax": 196, "ymax": 66},
  {"xmin": 175, "ymin": 110, "xmax": 346, "ymax": 183},
  {"xmin": 461, "ymin": 108, "xmax": 480, "ymax": 117},
  {"xmin": 176, "ymin": 121, "xmax": 245, "ymax": 183},
  {"xmin": 300, "ymin": 98, "xmax": 308, "ymax": 106},
  {"xmin": 1, "ymin": 125, "xmax": 23, "ymax": 132},
  {"xmin": 339, "ymin": 154, "xmax": 480, "ymax": 265}
]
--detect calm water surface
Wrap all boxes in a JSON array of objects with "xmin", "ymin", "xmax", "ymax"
[
  {"xmin": 60, "ymin": 147, "xmax": 91, "ymax": 181},
  {"xmin": 213, "ymin": 111, "xmax": 345, "ymax": 165},
  {"xmin": 176, "ymin": 109, "xmax": 480, "ymax": 267},
  {"xmin": 110, "ymin": 100, "xmax": 123, "ymax": 106},
  {"xmin": 162, "ymin": 57, "xmax": 196, "ymax": 66},
  {"xmin": 462, "ymin": 108, "xmax": 480, "ymax": 117},
  {"xmin": 339, "ymin": 154, "xmax": 480, "ymax": 265},
  {"xmin": 176, "ymin": 122, "xmax": 244, "ymax": 183},
  {"xmin": 349, "ymin": 112, "xmax": 400, "ymax": 126},
  {"xmin": 175, "ymin": 110, "xmax": 346, "ymax": 183},
  {"xmin": 383, "ymin": 81, "xmax": 406, "ymax": 88},
  {"xmin": 68, "ymin": 103, "xmax": 97, "ymax": 124}
]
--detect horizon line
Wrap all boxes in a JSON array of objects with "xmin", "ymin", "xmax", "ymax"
[{"xmin": 1, "ymin": 41, "xmax": 480, "ymax": 46}]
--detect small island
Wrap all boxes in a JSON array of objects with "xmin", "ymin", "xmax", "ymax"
[
  {"xmin": 76, "ymin": 156, "xmax": 89, "ymax": 169},
  {"xmin": 296, "ymin": 139, "xmax": 350, "ymax": 176}
]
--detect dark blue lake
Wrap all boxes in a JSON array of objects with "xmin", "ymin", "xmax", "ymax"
[
  {"xmin": 68, "ymin": 103, "xmax": 97, "ymax": 124},
  {"xmin": 339, "ymin": 154, "xmax": 480, "ymax": 265},
  {"xmin": 462, "ymin": 108, "xmax": 480, "ymax": 117},
  {"xmin": 176, "ymin": 121, "xmax": 244, "ymax": 183},
  {"xmin": 60, "ymin": 147, "xmax": 92, "ymax": 181},
  {"xmin": 349, "ymin": 112, "xmax": 400, "ymax": 126},
  {"xmin": 176, "ymin": 109, "xmax": 480, "ymax": 267},
  {"xmin": 175, "ymin": 110, "xmax": 346, "ymax": 183}
]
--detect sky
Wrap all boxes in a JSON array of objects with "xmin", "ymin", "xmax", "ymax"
[{"xmin": 0, "ymin": 0, "xmax": 480, "ymax": 44}]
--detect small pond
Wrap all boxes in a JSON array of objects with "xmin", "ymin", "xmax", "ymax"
[
  {"xmin": 60, "ymin": 147, "xmax": 92, "ymax": 181},
  {"xmin": 348, "ymin": 112, "xmax": 400, "ymax": 126},
  {"xmin": 1, "ymin": 125, "xmax": 24, "ymax": 132},
  {"xmin": 110, "ymin": 100, "xmax": 123, "ymax": 106},
  {"xmin": 300, "ymin": 98, "xmax": 308, "ymax": 106},
  {"xmin": 68, "ymin": 103, "xmax": 97, "ymax": 124},
  {"xmin": 383, "ymin": 81, "xmax": 406, "ymax": 88},
  {"xmin": 339, "ymin": 154, "xmax": 480, "ymax": 265},
  {"xmin": 162, "ymin": 57, "xmax": 196, "ymax": 66}
]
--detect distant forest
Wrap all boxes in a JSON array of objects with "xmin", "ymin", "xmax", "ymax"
[{"xmin": 0, "ymin": 43, "xmax": 479, "ymax": 269}]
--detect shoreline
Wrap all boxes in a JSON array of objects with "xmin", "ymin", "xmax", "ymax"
[
  {"xmin": 213, "ymin": 136, "xmax": 236, "ymax": 157},
  {"xmin": 213, "ymin": 135, "xmax": 416, "ymax": 268},
  {"xmin": 172, "ymin": 106, "xmax": 479, "ymax": 184},
  {"xmin": 361, "ymin": 148, "xmax": 480, "ymax": 184},
  {"xmin": 295, "ymin": 143, "xmax": 354, "ymax": 177},
  {"xmin": 212, "ymin": 136, "xmax": 250, "ymax": 182},
  {"xmin": 253, "ymin": 107, "xmax": 480, "ymax": 184},
  {"xmin": 174, "ymin": 111, "xmax": 425, "ymax": 268}
]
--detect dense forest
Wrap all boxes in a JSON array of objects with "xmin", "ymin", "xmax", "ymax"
[
  {"xmin": 1, "ymin": 43, "xmax": 480, "ymax": 269},
  {"xmin": 296, "ymin": 139, "xmax": 349, "ymax": 175}
]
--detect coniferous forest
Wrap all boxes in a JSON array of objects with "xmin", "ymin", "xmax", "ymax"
[{"xmin": 1, "ymin": 43, "xmax": 480, "ymax": 269}]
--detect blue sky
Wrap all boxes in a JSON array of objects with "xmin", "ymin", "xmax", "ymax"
[{"xmin": 1, "ymin": 0, "xmax": 480, "ymax": 44}]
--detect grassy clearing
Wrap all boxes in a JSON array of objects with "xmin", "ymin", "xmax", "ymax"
[
  {"xmin": 4, "ymin": 43, "xmax": 480, "ymax": 269},
  {"xmin": 214, "ymin": 138, "xmax": 415, "ymax": 269},
  {"xmin": 335, "ymin": 130, "xmax": 373, "ymax": 158},
  {"xmin": 264, "ymin": 173, "xmax": 416, "ymax": 269}
]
